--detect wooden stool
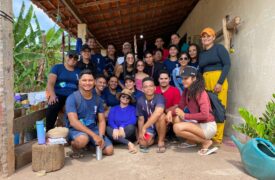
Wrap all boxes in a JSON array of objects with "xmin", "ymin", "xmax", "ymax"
[{"xmin": 32, "ymin": 143, "xmax": 65, "ymax": 172}]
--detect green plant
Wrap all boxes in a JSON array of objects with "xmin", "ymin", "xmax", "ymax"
[
  {"xmin": 14, "ymin": 2, "xmax": 64, "ymax": 92},
  {"xmin": 233, "ymin": 94, "xmax": 275, "ymax": 144}
]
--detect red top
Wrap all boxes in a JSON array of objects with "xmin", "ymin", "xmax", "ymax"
[
  {"xmin": 155, "ymin": 86, "xmax": 181, "ymax": 109},
  {"xmin": 176, "ymin": 89, "xmax": 215, "ymax": 123},
  {"xmin": 162, "ymin": 48, "xmax": 169, "ymax": 62}
]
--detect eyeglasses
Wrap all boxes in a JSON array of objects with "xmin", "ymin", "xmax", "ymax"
[
  {"xmin": 179, "ymin": 57, "xmax": 188, "ymax": 61},
  {"xmin": 121, "ymin": 95, "xmax": 130, "ymax": 100},
  {"xmin": 137, "ymin": 64, "xmax": 144, "ymax": 67},
  {"xmin": 69, "ymin": 55, "xmax": 79, "ymax": 60}
]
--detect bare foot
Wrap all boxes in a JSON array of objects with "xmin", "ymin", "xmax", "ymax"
[
  {"xmin": 128, "ymin": 142, "xmax": 137, "ymax": 154},
  {"xmin": 202, "ymin": 139, "xmax": 213, "ymax": 150}
]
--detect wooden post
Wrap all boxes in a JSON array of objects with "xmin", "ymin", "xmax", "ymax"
[
  {"xmin": 77, "ymin": 23, "xmax": 87, "ymax": 43},
  {"xmin": 0, "ymin": 0, "xmax": 15, "ymax": 177},
  {"xmin": 222, "ymin": 17, "xmax": 231, "ymax": 51}
]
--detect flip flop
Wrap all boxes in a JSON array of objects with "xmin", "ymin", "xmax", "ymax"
[
  {"xmin": 178, "ymin": 142, "xmax": 197, "ymax": 149},
  {"xmin": 129, "ymin": 148, "xmax": 138, "ymax": 154},
  {"xmin": 140, "ymin": 146, "xmax": 149, "ymax": 153},
  {"xmin": 198, "ymin": 147, "xmax": 218, "ymax": 156},
  {"xmin": 67, "ymin": 151, "xmax": 85, "ymax": 159},
  {"xmin": 156, "ymin": 145, "xmax": 166, "ymax": 153}
]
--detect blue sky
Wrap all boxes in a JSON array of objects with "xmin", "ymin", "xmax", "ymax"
[{"xmin": 13, "ymin": 0, "xmax": 56, "ymax": 31}]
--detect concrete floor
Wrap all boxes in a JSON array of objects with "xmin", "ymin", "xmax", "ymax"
[{"xmin": 8, "ymin": 139, "xmax": 255, "ymax": 180}]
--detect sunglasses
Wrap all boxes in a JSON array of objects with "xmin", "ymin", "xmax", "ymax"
[
  {"xmin": 179, "ymin": 57, "xmax": 188, "ymax": 61},
  {"xmin": 121, "ymin": 95, "xmax": 130, "ymax": 100},
  {"xmin": 69, "ymin": 55, "xmax": 78, "ymax": 60}
]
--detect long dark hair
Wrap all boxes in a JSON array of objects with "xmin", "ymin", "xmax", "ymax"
[
  {"xmin": 189, "ymin": 72, "xmax": 205, "ymax": 100},
  {"xmin": 188, "ymin": 43, "xmax": 200, "ymax": 60},
  {"xmin": 135, "ymin": 59, "xmax": 145, "ymax": 74},
  {"xmin": 123, "ymin": 52, "xmax": 135, "ymax": 78}
]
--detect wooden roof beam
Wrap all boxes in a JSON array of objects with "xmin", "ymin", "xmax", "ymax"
[{"xmin": 60, "ymin": 0, "xmax": 104, "ymax": 48}]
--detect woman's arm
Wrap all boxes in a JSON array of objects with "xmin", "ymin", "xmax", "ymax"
[
  {"xmin": 115, "ymin": 65, "xmax": 125, "ymax": 89},
  {"xmin": 172, "ymin": 68, "xmax": 183, "ymax": 93},
  {"xmin": 184, "ymin": 91, "xmax": 211, "ymax": 122},
  {"xmin": 46, "ymin": 73, "xmax": 58, "ymax": 104},
  {"xmin": 217, "ymin": 45, "xmax": 231, "ymax": 85},
  {"xmin": 107, "ymin": 108, "xmax": 118, "ymax": 129}
]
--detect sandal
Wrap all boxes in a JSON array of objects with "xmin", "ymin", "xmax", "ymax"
[
  {"xmin": 198, "ymin": 147, "xmax": 218, "ymax": 156},
  {"xmin": 156, "ymin": 145, "xmax": 166, "ymax": 153},
  {"xmin": 67, "ymin": 151, "xmax": 85, "ymax": 159},
  {"xmin": 178, "ymin": 142, "xmax": 197, "ymax": 149},
  {"xmin": 128, "ymin": 143, "xmax": 137, "ymax": 154},
  {"xmin": 140, "ymin": 146, "xmax": 149, "ymax": 153}
]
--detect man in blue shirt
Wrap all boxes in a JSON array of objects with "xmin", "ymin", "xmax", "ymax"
[
  {"xmin": 136, "ymin": 77, "xmax": 167, "ymax": 153},
  {"xmin": 66, "ymin": 69, "xmax": 113, "ymax": 158},
  {"xmin": 86, "ymin": 37, "xmax": 106, "ymax": 74}
]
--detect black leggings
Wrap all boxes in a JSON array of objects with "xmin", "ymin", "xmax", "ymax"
[
  {"xmin": 46, "ymin": 95, "xmax": 67, "ymax": 132},
  {"xmin": 106, "ymin": 125, "xmax": 136, "ymax": 145}
]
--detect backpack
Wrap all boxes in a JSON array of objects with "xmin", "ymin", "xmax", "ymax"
[
  {"xmin": 66, "ymin": 90, "xmax": 101, "ymax": 127},
  {"xmin": 207, "ymin": 91, "xmax": 226, "ymax": 123}
]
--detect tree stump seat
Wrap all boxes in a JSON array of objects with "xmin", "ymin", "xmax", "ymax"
[{"xmin": 32, "ymin": 143, "xmax": 65, "ymax": 172}]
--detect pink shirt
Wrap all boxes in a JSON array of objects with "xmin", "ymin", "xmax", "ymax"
[
  {"xmin": 176, "ymin": 89, "xmax": 215, "ymax": 123},
  {"xmin": 135, "ymin": 78, "xmax": 143, "ymax": 91}
]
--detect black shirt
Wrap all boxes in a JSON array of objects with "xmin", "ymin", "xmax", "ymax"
[
  {"xmin": 76, "ymin": 58, "xmax": 97, "ymax": 76},
  {"xmin": 144, "ymin": 62, "xmax": 166, "ymax": 86}
]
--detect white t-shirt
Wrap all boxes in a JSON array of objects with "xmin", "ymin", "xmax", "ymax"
[{"xmin": 117, "ymin": 56, "xmax": 124, "ymax": 65}]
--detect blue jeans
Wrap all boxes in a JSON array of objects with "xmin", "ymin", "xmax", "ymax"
[{"xmin": 69, "ymin": 124, "xmax": 112, "ymax": 148}]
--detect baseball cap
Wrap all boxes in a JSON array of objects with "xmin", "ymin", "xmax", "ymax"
[
  {"xmin": 180, "ymin": 66, "xmax": 198, "ymax": 78},
  {"xmin": 67, "ymin": 50, "xmax": 78, "ymax": 56},
  {"xmin": 200, "ymin": 27, "xmax": 216, "ymax": 37},
  {"xmin": 81, "ymin": 44, "xmax": 91, "ymax": 52}
]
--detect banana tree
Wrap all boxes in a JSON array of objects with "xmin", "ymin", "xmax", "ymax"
[{"xmin": 13, "ymin": 2, "xmax": 64, "ymax": 92}]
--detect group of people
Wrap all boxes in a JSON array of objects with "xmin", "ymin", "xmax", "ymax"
[{"xmin": 46, "ymin": 27, "xmax": 231, "ymax": 157}]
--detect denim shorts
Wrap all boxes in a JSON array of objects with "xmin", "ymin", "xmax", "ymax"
[
  {"xmin": 146, "ymin": 125, "xmax": 156, "ymax": 136},
  {"xmin": 69, "ymin": 124, "xmax": 112, "ymax": 148}
]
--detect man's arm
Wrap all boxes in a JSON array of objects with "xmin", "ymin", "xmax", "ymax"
[
  {"xmin": 68, "ymin": 112, "xmax": 98, "ymax": 139},
  {"xmin": 97, "ymin": 113, "xmax": 106, "ymax": 136},
  {"xmin": 138, "ymin": 116, "xmax": 145, "ymax": 134},
  {"xmin": 143, "ymin": 106, "xmax": 164, "ymax": 129}
]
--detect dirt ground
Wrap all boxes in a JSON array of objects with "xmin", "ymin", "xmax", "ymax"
[{"xmin": 8, "ymin": 138, "xmax": 255, "ymax": 180}]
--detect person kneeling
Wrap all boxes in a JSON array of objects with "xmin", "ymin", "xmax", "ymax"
[
  {"xmin": 136, "ymin": 77, "xmax": 167, "ymax": 153},
  {"xmin": 167, "ymin": 67, "xmax": 218, "ymax": 155},
  {"xmin": 66, "ymin": 69, "xmax": 113, "ymax": 158},
  {"xmin": 106, "ymin": 89, "xmax": 137, "ymax": 154}
]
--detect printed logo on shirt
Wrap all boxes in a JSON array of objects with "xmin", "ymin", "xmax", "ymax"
[
  {"xmin": 94, "ymin": 106, "xmax": 97, "ymax": 114},
  {"xmin": 59, "ymin": 82, "xmax": 66, "ymax": 88},
  {"xmin": 97, "ymin": 58, "xmax": 100, "ymax": 64}
]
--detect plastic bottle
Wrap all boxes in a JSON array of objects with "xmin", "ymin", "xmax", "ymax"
[
  {"xmin": 96, "ymin": 146, "xmax": 102, "ymax": 160},
  {"xmin": 36, "ymin": 120, "xmax": 46, "ymax": 144}
]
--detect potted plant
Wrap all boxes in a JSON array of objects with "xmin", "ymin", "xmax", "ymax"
[{"xmin": 232, "ymin": 94, "xmax": 275, "ymax": 144}]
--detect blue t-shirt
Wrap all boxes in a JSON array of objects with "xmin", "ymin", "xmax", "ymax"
[
  {"xmin": 92, "ymin": 88, "xmax": 107, "ymax": 104},
  {"xmin": 91, "ymin": 53, "xmax": 106, "ymax": 75},
  {"xmin": 108, "ymin": 105, "xmax": 137, "ymax": 129},
  {"xmin": 136, "ymin": 94, "xmax": 165, "ymax": 121},
  {"xmin": 66, "ymin": 91, "xmax": 104, "ymax": 127},
  {"xmin": 132, "ymin": 89, "xmax": 143, "ymax": 106},
  {"xmin": 163, "ymin": 59, "xmax": 179, "ymax": 76},
  {"xmin": 103, "ymin": 88, "xmax": 121, "ymax": 107},
  {"xmin": 50, "ymin": 64, "xmax": 80, "ymax": 96}
]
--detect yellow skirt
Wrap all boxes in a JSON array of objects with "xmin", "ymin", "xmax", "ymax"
[{"xmin": 203, "ymin": 71, "xmax": 228, "ymax": 143}]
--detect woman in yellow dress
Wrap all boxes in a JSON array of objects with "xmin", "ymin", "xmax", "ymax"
[{"xmin": 199, "ymin": 27, "xmax": 231, "ymax": 143}]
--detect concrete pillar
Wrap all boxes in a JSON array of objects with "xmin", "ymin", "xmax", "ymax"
[{"xmin": 0, "ymin": 0, "xmax": 15, "ymax": 177}]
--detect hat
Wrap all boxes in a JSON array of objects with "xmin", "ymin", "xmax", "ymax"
[
  {"xmin": 67, "ymin": 50, "xmax": 78, "ymax": 56},
  {"xmin": 180, "ymin": 66, "xmax": 198, "ymax": 78},
  {"xmin": 81, "ymin": 44, "xmax": 91, "ymax": 52},
  {"xmin": 47, "ymin": 127, "xmax": 69, "ymax": 138},
  {"xmin": 124, "ymin": 75, "xmax": 135, "ymax": 82},
  {"xmin": 200, "ymin": 27, "xmax": 216, "ymax": 37},
  {"xmin": 116, "ymin": 89, "xmax": 135, "ymax": 103}
]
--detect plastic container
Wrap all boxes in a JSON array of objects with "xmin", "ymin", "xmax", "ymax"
[
  {"xmin": 36, "ymin": 120, "xmax": 46, "ymax": 144},
  {"xmin": 231, "ymin": 135, "xmax": 275, "ymax": 180}
]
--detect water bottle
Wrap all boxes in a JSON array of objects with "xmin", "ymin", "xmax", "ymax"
[
  {"xmin": 96, "ymin": 146, "xmax": 102, "ymax": 160},
  {"xmin": 36, "ymin": 120, "xmax": 46, "ymax": 144}
]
